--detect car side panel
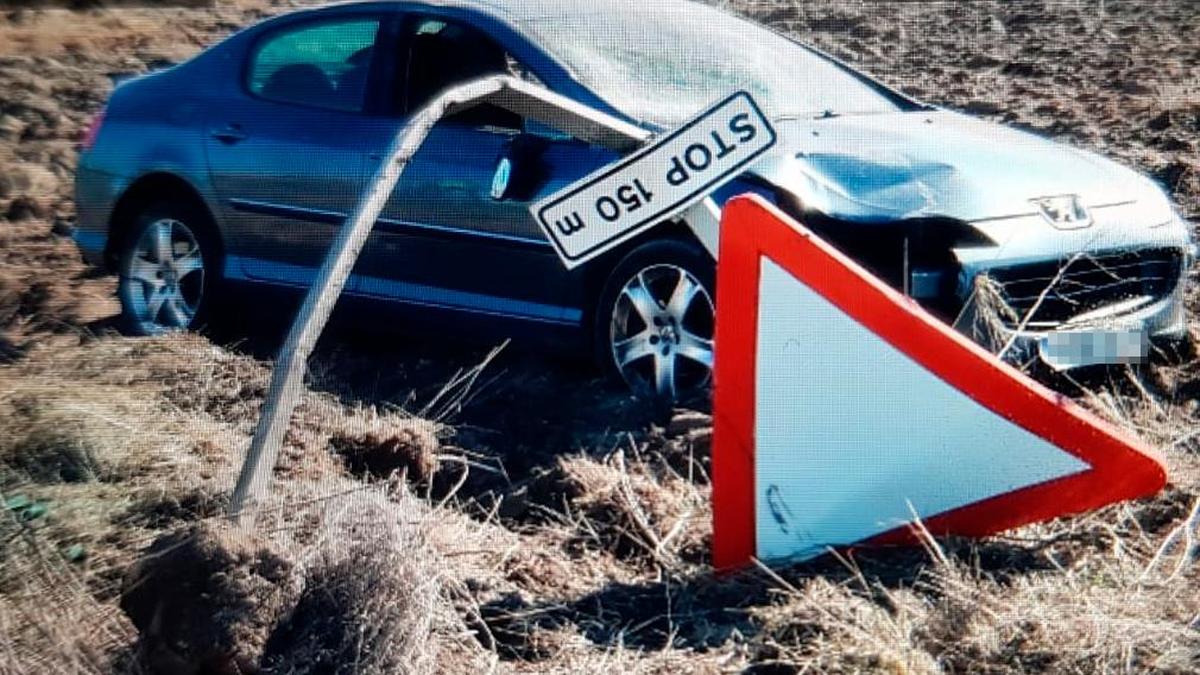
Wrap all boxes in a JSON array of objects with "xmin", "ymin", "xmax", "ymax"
[
  {"xmin": 205, "ymin": 100, "xmax": 381, "ymax": 283},
  {"xmin": 73, "ymin": 164, "xmax": 126, "ymax": 266},
  {"xmin": 74, "ymin": 2, "xmax": 653, "ymax": 351},
  {"xmin": 74, "ymin": 65, "xmax": 223, "ymax": 267},
  {"xmin": 348, "ymin": 6, "xmax": 625, "ymax": 327},
  {"xmin": 355, "ymin": 122, "xmax": 598, "ymax": 325}
]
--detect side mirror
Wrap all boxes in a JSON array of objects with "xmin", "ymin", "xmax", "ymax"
[{"xmin": 489, "ymin": 134, "xmax": 550, "ymax": 202}]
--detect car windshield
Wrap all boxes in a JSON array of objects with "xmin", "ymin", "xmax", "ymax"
[{"xmin": 513, "ymin": 1, "xmax": 908, "ymax": 126}]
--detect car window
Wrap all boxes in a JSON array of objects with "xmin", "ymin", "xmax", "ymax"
[
  {"xmin": 248, "ymin": 18, "xmax": 382, "ymax": 113},
  {"xmin": 399, "ymin": 17, "xmax": 528, "ymax": 128}
]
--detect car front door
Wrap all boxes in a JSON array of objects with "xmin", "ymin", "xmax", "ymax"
[
  {"xmin": 350, "ymin": 15, "xmax": 619, "ymax": 328},
  {"xmin": 204, "ymin": 13, "xmax": 391, "ymax": 287}
]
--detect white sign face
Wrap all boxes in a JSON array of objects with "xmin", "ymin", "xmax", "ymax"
[
  {"xmin": 533, "ymin": 91, "xmax": 777, "ymax": 268},
  {"xmin": 752, "ymin": 257, "xmax": 1088, "ymax": 561}
]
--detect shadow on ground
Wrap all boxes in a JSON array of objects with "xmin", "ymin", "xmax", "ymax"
[
  {"xmin": 474, "ymin": 535, "xmax": 1076, "ymax": 660},
  {"xmin": 202, "ymin": 286, "xmax": 674, "ymax": 490}
]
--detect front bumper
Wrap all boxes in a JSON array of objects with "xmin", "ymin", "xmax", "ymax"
[
  {"xmin": 995, "ymin": 277, "xmax": 1189, "ymax": 369},
  {"xmin": 952, "ymin": 204, "xmax": 1195, "ymax": 369}
]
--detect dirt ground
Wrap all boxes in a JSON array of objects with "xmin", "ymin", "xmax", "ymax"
[{"xmin": 1, "ymin": 1, "xmax": 1199, "ymax": 673}]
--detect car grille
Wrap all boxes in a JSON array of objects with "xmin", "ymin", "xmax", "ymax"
[{"xmin": 986, "ymin": 247, "xmax": 1184, "ymax": 326}]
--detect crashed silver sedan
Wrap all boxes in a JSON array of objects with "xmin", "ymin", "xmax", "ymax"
[{"xmin": 75, "ymin": 0, "xmax": 1195, "ymax": 401}]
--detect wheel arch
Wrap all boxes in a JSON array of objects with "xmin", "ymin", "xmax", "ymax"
[
  {"xmin": 580, "ymin": 218, "xmax": 713, "ymax": 351},
  {"xmin": 105, "ymin": 172, "xmax": 223, "ymax": 272}
]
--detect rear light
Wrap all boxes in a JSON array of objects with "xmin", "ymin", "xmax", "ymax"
[{"xmin": 80, "ymin": 109, "xmax": 106, "ymax": 151}]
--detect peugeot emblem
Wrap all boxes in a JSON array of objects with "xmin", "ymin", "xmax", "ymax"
[{"xmin": 1031, "ymin": 195, "xmax": 1093, "ymax": 230}]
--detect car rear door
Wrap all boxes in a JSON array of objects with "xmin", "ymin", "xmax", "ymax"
[{"xmin": 204, "ymin": 12, "xmax": 392, "ymax": 287}]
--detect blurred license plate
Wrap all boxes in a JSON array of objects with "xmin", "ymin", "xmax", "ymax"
[{"xmin": 1039, "ymin": 328, "xmax": 1148, "ymax": 370}]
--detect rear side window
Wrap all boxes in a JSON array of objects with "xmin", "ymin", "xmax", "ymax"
[{"xmin": 248, "ymin": 18, "xmax": 381, "ymax": 113}]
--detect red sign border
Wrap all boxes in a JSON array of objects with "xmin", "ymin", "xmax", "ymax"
[{"xmin": 711, "ymin": 195, "xmax": 1168, "ymax": 570}]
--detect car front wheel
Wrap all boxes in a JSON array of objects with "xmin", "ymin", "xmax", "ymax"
[
  {"xmin": 596, "ymin": 239, "xmax": 716, "ymax": 402},
  {"xmin": 117, "ymin": 202, "xmax": 219, "ymax": 336}
]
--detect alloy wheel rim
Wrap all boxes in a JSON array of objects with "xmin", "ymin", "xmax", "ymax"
[
  {"xmin": 610, "ymin": 264, "xmax": 715, "ymax": 400},
  {"xmin": 123, "ymin": 218, "xmax": 205, "ymax": 332}
]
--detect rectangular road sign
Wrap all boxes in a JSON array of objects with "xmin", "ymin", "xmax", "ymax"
[{"xmin": 533, "ymin": 91, "xmax": 777, "ymax": 268}]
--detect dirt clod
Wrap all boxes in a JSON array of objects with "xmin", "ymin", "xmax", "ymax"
[
  {"xmin": 4, "ymin": 194, "xmax": 45, "ymax": 221},
  {"xmin": 1148, "ymin": 110, "xmax": 1173, "ymax": 131},
  {"xmin": 122, "ymin": 488, "xmax": 230, "ymax": 529},
  {"xmin": 119, "ymin": 522, "xmax": 296, "ymax": 675},
  {"xmin": 258, "ymin": 491, "xmax": 485, "ymax": 675},
  {"xmin": 331, "ymin": 427, "xmax": 440, "ymax": 484}
]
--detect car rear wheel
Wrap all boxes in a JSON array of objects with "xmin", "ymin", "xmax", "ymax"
[
  {"xmin": 117, "ymin": 202, "xmax": 219, "ymax": 336},
  {"xmin": 596, "ymin": 239, "xmax": 716, "ymax": 402}
]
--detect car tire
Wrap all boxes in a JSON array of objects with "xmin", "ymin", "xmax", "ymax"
[
  {"xmin": 116, "ymin": 200, "xmax": 222, "ymax": 337},
  {"xmin": 594, "ymin": 238, "xmax": 716, "ymax": 402}
]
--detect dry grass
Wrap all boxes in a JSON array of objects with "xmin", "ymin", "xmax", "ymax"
[
  {"xmin": 261, "ymin": 491, "xmax": 491, "ymax": 675},
  {"xmin": 1, "ymin": 0, "xmax": 1199, "ymax": 673},
  {"xmin": 2, "ymin": 333, "xmax": 1197, "ymax": 673},
  {"xmin": 0, "ymin": 508, "xmax": 135, "ymax": 675},
  {"xmin": 957, "ymin": 273, "xmax": 1023, "ymax": 356},
  {"xmin": 750, "ymin": 519, "xmax": 1200, "ymax": 673},
  {"xmin": 0, "ymin": 334, "xmax": 472, "ymax": 673},
  {"xmin": 523, "ymin": 449, "xmax": 708, "ymax": 569}
]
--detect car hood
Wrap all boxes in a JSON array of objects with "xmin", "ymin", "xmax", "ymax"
[{"xmin": 754, "ymin": 110, "xmax": 1153, "ymax": 223}]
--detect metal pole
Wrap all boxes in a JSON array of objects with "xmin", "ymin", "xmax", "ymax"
[{"xmin": 228, "ymin": 76, "xmax": 653, "ymax": 526}]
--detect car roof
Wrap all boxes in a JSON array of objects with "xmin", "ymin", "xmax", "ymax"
[{"xmin": 307, "ymin": 0, "xmax": 699, "ymax": 24}]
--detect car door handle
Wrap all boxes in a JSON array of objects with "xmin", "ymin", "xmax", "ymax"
[{"xmin": 211, "ymin": 125, "xmax": 247, "ymax": 144}]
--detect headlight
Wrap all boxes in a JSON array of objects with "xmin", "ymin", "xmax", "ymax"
[{"xmin": 1138, "ymin": 179, "xmax": 1181, "ymax": 228}]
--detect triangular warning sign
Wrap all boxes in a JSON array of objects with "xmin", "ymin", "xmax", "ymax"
[{"xmin": 711, "ymin": 195, "xmax": 1167, "ymax": 570}]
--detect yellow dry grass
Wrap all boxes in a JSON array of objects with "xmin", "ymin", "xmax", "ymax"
[{"xmin": 1, "ymin": 0, "xmax": 1199, "ymax": 672}]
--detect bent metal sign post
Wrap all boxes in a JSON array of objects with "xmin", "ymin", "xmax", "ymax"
[
  {"xmin": 229, "ymin": 79, "xmax": 751, "ymax": 526},
  {"xmin": 533, "ymin": 91, "xmax": 777, "ymax": 269},
  {"xmin": 229, "ymin": 76, "xmax": 653, "ymax": 526}
]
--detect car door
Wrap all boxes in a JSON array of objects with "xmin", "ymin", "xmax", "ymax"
[
  {"xmin": 350, "ymin": 15, "xmax": 619, "ymax": 326},
  {"xmin": 204, "ymin": 13, "xmax": 391, "ymax": 287}
]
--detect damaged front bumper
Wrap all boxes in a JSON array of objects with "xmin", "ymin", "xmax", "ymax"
[
  {"xmin": 954, "ymin": 205, "xmax": 1196, "ymax": 370},
  {"xmin": 991, "ymin": 278, "xmax": 1190, "ymax": 370}
]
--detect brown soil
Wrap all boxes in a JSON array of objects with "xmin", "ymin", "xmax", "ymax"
[
  {"xmin": 119, "ymin": 522, "xmax": 297, "ymax": 675},
  {"xmin": 1, "ymin": 1, "xmax": 1198, "ymax": 673},
  {"xmin": 330, "ymin": 427, "xmax": 440, "ymax": 484}
]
